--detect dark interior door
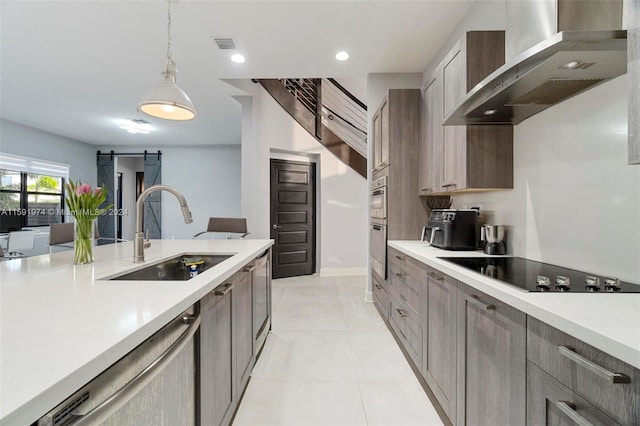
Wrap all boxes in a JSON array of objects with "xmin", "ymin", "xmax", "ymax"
[{"xmin": 270, "ymin": 159, "xmax": 316, "ymax": 279}]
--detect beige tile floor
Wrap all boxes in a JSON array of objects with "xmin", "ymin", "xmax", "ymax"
[{"xmin": 232, "ymin": 275, "xmax": 444, "ymax": 426}]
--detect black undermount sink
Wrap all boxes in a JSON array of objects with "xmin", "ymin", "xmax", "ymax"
[{"xmin": 109, "ymin": 254, "xmax": 235, "ymax": 281}]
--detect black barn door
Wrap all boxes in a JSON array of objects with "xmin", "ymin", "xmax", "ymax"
[
  {"xmin": 270, "ymin": 159, "xmax": 316, "ymax": 279},
  {"xmin": 143, "ymin": 153, "xmax": 162, "ymax": 239},
  {"xmin": 96, "ymin": 153, "xmax": 115, "ymax": 243}
]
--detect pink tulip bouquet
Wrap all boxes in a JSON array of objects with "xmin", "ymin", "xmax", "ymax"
[{"xmin": 64, "ymin": 180, "xmax": 113, "ymax": 264}]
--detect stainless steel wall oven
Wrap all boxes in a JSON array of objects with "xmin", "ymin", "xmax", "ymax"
[{"xmin": 370, "ymin": 176, "xmax": 387, "ymax": 220}]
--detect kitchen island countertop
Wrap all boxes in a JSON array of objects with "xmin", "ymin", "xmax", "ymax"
[
  {"xmin": 389, "ymin": 241, "xmax": 640, "ymax": 370},
  {"xmin": 0, "ymin": 239, "xmax": 273, "ymax": 426}
]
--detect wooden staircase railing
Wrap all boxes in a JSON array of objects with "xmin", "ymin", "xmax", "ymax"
[{"xmin": 258, "ymin": 78, "xmax": 367, "ymax": 178}]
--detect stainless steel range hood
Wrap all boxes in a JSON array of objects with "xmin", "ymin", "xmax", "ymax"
[{"xmin": 444, "ymin": 30, "xmax": 627, "ymax": 126}]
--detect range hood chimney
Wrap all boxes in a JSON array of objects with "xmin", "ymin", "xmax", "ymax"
[{"xmin": 444, "ymin": 0, "xmax": 626, "ymax": 126}]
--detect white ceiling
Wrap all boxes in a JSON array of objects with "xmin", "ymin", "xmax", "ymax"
[{"xmin": 0, "ymin": 0, "xmax": 474, "ymax": 147}]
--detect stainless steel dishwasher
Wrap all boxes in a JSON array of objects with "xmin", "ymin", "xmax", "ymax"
[{"xmin": 38, "ymin": 306, "xmax": 200, "ymax": 426}]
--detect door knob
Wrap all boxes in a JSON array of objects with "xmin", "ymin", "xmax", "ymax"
[{"xmin": 272, "ymin": 224, "xmax": 282, "ymax": 230}]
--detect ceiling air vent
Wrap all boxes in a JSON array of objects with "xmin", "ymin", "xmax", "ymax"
[{"xmin": 212, "ymin": 37, "xmax": 237, "ymax": 50}]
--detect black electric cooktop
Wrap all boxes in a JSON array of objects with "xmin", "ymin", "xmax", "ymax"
[{"xmin": 438, "ymin": 257, "xmax": 640, "ymax": 293}]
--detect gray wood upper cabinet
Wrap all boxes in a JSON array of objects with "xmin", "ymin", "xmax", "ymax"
[
  {"xmin": 629, "ymin": 0, "xmax": 639, "ymax": 164},
  {"xmin": 372, "ymin": 99, "xmax": 390, "ymax": 172},
  {"xmin": 456, "ymin": 282, "xmax": 526, "ymax": 426},
  {"xmin": 201, "ymin": 281, "xmax": 236, "ymax": 426},
  {"xmin": 421, "ymin": 266, "xmax": 457, "ymax": 423},
  {"xmin": 380, "ymin": 89, "xmax": 426, "ymax": 240},
  {"xmin": 420, "ymin": 75, "xmax": 443, "ymax": 195},
  {"xmin": 428, "ymin": 31, "xmax": 514, "ymax": 194}
]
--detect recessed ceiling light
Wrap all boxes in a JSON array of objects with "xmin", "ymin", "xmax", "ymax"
[
  {"xmin": 560, "ymin": 60, "xmax": 582, "ymax": 69},
  {"xmin": 114, "ymin": 118, "xmax": 153, "ymax": 134},
  {"xmin": 483, "ymin": 109, "xmax": 497, "ymax": 116},
  {"xmin": 335, "ymin": 51, "xmax": 350, "ymax": 61},
  {"xmin": 231, "ymin": 54, "xmax": 246, "ymax": 64}
]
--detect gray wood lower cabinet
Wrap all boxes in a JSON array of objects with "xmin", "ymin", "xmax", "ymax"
[
  {"xmin": 456, "ymin": 282, "xmax": 526, "ymax": 426},
  {"xmin": 201, "ymin": 280, "xmax": 236, "ymax": 426},
  {"xmin": 200, "ymin": 250, "xmax": 271, "ymax": 426},
  {"xmin": 374, "ymin": 251, "xmax": 639, "ymax": 426},
  {"xmin": 528, "ymin": 362, "xmax": 619, "ymax": 426},
  {"xmin": 235, "ymin": 268, "xmax": 254, "ymax": 395},
  {"xmin": 527, "ymin": 317, "xmax": 639, "ymax": 425},
  {"xmin": 422, "ymin": 266, "xmax": 457, "ymax": 423}
]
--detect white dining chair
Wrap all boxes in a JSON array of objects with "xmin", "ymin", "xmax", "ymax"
[{"xmin": 6, "ymin": 230, "xmax": 36, "ymax": 258}]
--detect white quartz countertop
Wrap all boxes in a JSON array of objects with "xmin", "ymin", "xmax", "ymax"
[
  {"xmin": 389, "ymin": 241, "xmax": 640, "ymax": 370},
  {"xmin": 0, "ymin": 239, "xmax": 273, "ymax": 426}
]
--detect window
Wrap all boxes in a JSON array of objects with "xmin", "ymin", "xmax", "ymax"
[
  {"xmin": 0, "ymin": 169, "xmax": 65, "ymax": 231},
  {"xmin": 0, "ymin": 154, "xmax": 69, "ymax": 232}
]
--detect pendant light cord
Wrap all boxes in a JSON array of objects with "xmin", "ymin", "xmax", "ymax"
[{"xmin": 166, "ymin": 0, "xmax": 173, "ymax": 65}]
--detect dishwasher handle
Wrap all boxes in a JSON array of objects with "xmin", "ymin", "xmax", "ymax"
[{"xmin": 73, "ymin": 314, "xmax": 201, "ymax": 425}]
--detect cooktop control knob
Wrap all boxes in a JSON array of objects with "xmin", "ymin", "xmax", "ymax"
[
  {"xmin": 604, "ymin": 277, "xmax": 621, "ymax": 292},
  {"xmin": 585, "ymin": 276, "xmax": 601, "ymax": 292},
  {"xmin": 536, "ymin": 275, "xmax": 551, "ymax": 291},
  {"xmin": 555, "ymin": 275, "xmax": 571, "ymax": 291}
]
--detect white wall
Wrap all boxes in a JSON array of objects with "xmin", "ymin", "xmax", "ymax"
[
  {"xmin": 453, "ymin": 76, "xmax": 640, "ymax": 282},
  {"xmin": 0, "ymin": 119, "xmax": 96, "ymax": 184},
  {"xmin": 116, "ymin": 156, "xmax": 143, "ymax": 241},
  {"xmin": 232, "ymin": 81, "xmax": 368, "ymax": 274},
  {"xmin": 422, "ymin": 0, "xmax": 506, "ymax": 80},
  {"xmin": 333, "ymin": 78, "xmax": 368, "ymax": 105},
  {"xmin": 424, "ymin": 0, "xmax": 640, "ymax": 282},
  {"xmin": 99, "ymin": 145, "xmax": 241, "ymax": 240}
]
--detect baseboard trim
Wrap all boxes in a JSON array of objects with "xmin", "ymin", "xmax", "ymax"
[
  {"xmin": 319, "ymin": 267, "xmax": 367, "ymax": 277},
  {"xmin": 364, "ymin": 289, "xmax": 373, "ymax": 303}
]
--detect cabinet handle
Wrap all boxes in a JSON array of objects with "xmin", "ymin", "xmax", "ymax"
[
  {"xmin": 214, "ymin": 283, "xmax": 234, "ymax": 296},
  {"xmin": 558, "ymin": 346, "xmax": 631, "ymax": 384},
  {"xmin": 395, "ymin": 254, "xmax": 404, "ymax": 260},
  {"xmin": 398, "ymin": 328, "xmax": 407, "ymax": 340},
  {"xmin": 427, "ymin": 271, "xmax": 444, "ymax": 281},
  {"xmin": 394, "ymin": 272, "xmax": 404, "ymax": 278},
  {"xmin": 372, "ymin": 224, "xmax": 384, "ymax": 231},
  {"xmin": 442, "ymin": 183, "xmax": 457, "ymax": 188},
  {"xmin": 467, "ymin": 295, "xmax": 496, "ymax": 310},
  {"xmin": 374, "ymin": 284, "xmax": 382, "ymax": 290},
  {"xmin": 396, "ymin": 308, "xmax": 408, "ymax": 318},
  {"xmin": 400, "ymin": 294, "xmax": 407, "ymax": 302},
  {"xmin": 243, "ymin": 264, "xmax": 257, "ymax": 273},
  {"xmin": 554, "ymin": 401, "xmax": 595, "ymax": 426}
]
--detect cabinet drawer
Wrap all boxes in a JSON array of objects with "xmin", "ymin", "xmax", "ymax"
[
  {"xmin": 389, "ymin": 293, "xmax": 423, "ymax": 368},
  {"xmin": 388, "ymin": 262, "xmax": 422, "ymax": 321},
  {"xmin": 528, "ymin": 362, "xmax": 619, "ymax": 426},
  {"xmin": 405, "ymin": 255, "xmax": 427, "ymax": 282},
  {"xmin": 388, "ymin": 247, "xmax": 406, "ymax": 268},
  {"xmin": 388, "ymin": 249, "xmax": 427, "ymax": 282},
  {"xmin": 527, "ymin": 317, "xmax": 639, "ymax": 425},
  {"xmin": 372, "ymin": 274, "xmax": 389, "ymax": 320}
]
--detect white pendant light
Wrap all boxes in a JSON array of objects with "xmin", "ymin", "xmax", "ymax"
[{"xmin": 139, "ymin": 1, "xmax": 196, "ymax": 121}]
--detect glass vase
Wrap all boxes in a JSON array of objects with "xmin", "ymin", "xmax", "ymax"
[{"xmin": 74, "ymin": 217, "xmax": 95, "ymax": 265}]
